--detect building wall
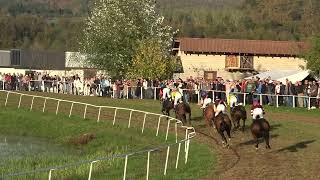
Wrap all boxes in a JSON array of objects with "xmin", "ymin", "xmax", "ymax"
[
  {"xmin": 0, "ymin": 50, "xmax": 10, "ymax": 67},
  {"xmin": 176, "ymin": 51, "xmax": 306, "ymax": 80},
  {"xmin": 254, "ymin": 56, "xmax": 305, "ymax": 71},
  {"xmin": 176, "ymin": 53, "xmax": 227, "ymax": 79}
]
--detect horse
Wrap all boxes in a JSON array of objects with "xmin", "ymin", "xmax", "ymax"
[
  {"xmin": 213, "ymin": 112, "xmax": 232, "ymax": 148},
  {"xmin": 203, "ymin": 103, "xmax": 215, "ymax": 128},
  {"xmin": 230, "ymin": 105, "xmax": 247, "ymax": 131},
  {"xmin": 162, "ymin": 98, "xmax": 173, "ymax": 116},
  {"xmin": 250, "ymin": 116, "xmax": 271, "ymax": 150},
  {"xmin": 175, "ymin": 102, "xmax": 192, "ymax": 125}
]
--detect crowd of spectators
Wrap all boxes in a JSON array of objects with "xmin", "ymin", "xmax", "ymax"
[{"xmin": 1, "ymin": 72, "xmax": 319, "ymax": 109}]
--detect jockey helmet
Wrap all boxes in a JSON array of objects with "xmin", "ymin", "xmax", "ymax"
[{"xmin": 201, "ymin": 91, "xmax": 207, "ymax": 98}]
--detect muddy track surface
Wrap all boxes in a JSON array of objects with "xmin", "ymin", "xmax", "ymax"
[{"xmin": 193, "ymin": 113, "xmax": 320, "ymax": 180}]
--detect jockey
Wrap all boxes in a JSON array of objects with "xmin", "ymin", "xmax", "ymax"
[
  {"xmin": 162, "ymin": 84, "xmax": 171, "ymax": 100},
  {"xmin": 171, "ymin": 88, "xmax": 182, "ymax": 109},
  {"xmin": 214, "ymin": 99, "xmax": 227, "ymax": 117},
  {"xmin": 229, "ymin": 92, "xmax": 238, "ymax": 108},
  {"xmin": 251, "ymin": 99, "xmax": 265, "ymax": 120},
  {"xmin": 201, "ymin": 94, "xmax": 212, "ymax": 109},
  {"xmin": 178, "ymin": 82, "xmax": 184, "ymax": 97}
]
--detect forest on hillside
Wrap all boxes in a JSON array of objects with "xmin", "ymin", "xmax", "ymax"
[{"xmin": 0, "ymin": 0, "xmax": 319, "ymax": 51}]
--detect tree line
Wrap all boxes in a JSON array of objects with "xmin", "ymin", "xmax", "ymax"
[{"xmin": 0, "ymin": 0, "xmax": 320, "ymax": 51}]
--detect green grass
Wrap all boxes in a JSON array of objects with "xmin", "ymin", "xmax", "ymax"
[
  {"xmin": 0, "ymin": 91, "xmax": 217, "ymax": 180},
  {"xmin": 2, "ymin": 91, "xmax": 319, "ymax": 179}
]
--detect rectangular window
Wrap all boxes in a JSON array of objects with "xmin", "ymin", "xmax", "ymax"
[
  {"xmin": 10, "ymin": 49, "xmax": 21, "ymax": 66},
  {"xmin": 204, "ymin": 71, "xmax": 217, "ymax": 80},
  {"xmin": 225, "ymin": 55, "xmax": 239, "ymax": 68},
  {"xmin": 240, "ymin": 55, "xmax": 253, "ymax": 69}
]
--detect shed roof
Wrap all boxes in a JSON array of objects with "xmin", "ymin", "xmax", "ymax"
[{"xmin": 179, "ymin": 38, "xmax": 310, "ymax": 56}]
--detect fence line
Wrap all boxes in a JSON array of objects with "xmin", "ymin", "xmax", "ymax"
[
  {"xmin": 1, "ymin": 80, "xmax": 319, "ymax": 110},
  {"xmin": 0, "ymin": 90, "xmax": 196, "ymax": 179}
]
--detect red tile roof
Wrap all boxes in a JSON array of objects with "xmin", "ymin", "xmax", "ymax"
[{"xmin": 179, "ymin": 38, "xmax": 310, "ymax": 56}]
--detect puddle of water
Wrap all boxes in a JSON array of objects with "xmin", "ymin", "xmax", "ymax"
[{"xmin": 0, "ymin": 135, "xmax": 72, "ymax": 162}]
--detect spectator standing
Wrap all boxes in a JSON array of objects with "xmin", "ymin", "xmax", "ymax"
[
  {"xmin": 295, "ymin": 81, "xmax": 304, "ymax": 108},
  {"xmin": 310, "ymin": 81, "xmax": 318, "ymax": 109}
]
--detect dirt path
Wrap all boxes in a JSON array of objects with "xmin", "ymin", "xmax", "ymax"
[{"xmin": 194, "ymin": 113, "xmax": 320, "ymax": 180}]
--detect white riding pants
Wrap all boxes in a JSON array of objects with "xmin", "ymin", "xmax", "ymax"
[
  {"xmin": 174, "ymin": 93, "xmax": 182, "ymax": 107},
  {"xmin": 215, "ymin": 104, "xmax": 226, "ymax": 117},
  {"xmin": 230, "ymin": 95, "xmax": 238, "ymax": 107},
  {"xmin": 202, "ymin": 98, "xmax": 212, "ymax": 108},
  {"xmin": 252, "ymin": 108, "xmax": 264, "ymax": 119},
  {"xmin": 162, "ymin": 88, "xmax": 171, "ymax": 99}
]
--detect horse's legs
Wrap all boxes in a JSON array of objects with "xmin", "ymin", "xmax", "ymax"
[
  {"xmin": 205, "ymin": 118, "xmax": 210, "ymax": 128},
  {"xmin": 265, "ymin": 132, "xmax": 271, "ymax": 149},
  {"xmin": 226, "ymin": 127, "xmax": 232, "ymax": 145},
  {"xmin": 242, "ymin": 119, "xmax": 246, "ymax": 132},
  {"xmin": 218, "ymin": 130, "xmax": 228, "ymax": 147},
  {"xmin": 162, "ymin": 108, "xmax": 165, "ymax": 115},
  {"xmin": 183, "ymin": 114, "xmax": 187, "ymax": 125},
  {"xmin": 254, "ymin": 136, "xmax": 259, "ymax": 150},
  {"xmin": 231, "ymin": 117, "xmax": 237, "ymax": 131}
]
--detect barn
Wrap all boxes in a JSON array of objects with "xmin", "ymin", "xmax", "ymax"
[{"xmin": 173, "ymin": 38, "xmax": 310, "ymax": 80}]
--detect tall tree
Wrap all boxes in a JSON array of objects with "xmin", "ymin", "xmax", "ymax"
[
  {"xmin": 303, "ymin": 37, "xmax": 320, "ymax": 78},
  {"xmin": 127, "ymin": 38, "xmax": 176, "ymax": 79},
  {"xmin": 80, "ymin": 0, "xmax": 175, "ymax": 78}
]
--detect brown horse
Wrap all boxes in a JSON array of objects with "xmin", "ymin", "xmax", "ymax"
[
  {"xmin": 213, "ymin": 112, "xmax": 232, "ymax": 147},
  {"xmin": 250, "ymin": 117, "xmax": 271, "ymax": 150},
  {"xmin": 162, "ymin": 98, "xmax": 173, "ymax": 116},
  {"xmin": 203, "ymin": 103, "xmax": 215, "ymax": 128},
  {"xmin": 230, "ymin": 105, "xmax": 247, "ymax": 131},
  {"xmin": 175, "ymin": 102, "xmax": 192, "ymax": 125}
]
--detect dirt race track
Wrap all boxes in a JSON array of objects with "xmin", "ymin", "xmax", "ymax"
[{"xmin": 193, "ymin": 113, "xmax": 320, "ymax": 180}]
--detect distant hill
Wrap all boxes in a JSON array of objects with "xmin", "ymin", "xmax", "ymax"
[
  {"xmin": 0, "ymin": 0, "xmax": 89, "ymax": 16},
  {"xmin": 0, "ymin": 0, "xmax": 243, "ymax": 16},
  {"xmin": 0, "ymin": 0, "xmax": 319, "ymax": 51}
]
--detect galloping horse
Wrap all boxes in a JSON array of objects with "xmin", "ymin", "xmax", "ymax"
[
  {"xmin": 213, "ymin": 112, "xmax": 232, "ymax": 148},
  {"xmin": 230, "ymin": 105, "xmax": 247, "ymax": 131},
  {"xmin": 175, "ymin": 102, "xmax": 192, "ymax": 125},
  {"xmin": 203, "ymin": 103, "xmax": 215, "ymax": 128},
  {"xmin": 250, "ymin": 116, "xmax": 271, "ymax": 150},
  {"xmin": 162, "ymin": 98, "xmax": 173, "ymax": 116}
]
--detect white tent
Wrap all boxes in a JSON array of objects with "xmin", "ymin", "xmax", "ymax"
[
  {"xmin": 277, "ymin": 70, "xmax": 310, "ymax": 83},
  {"xmin": 245, "ymin": 70, "xmax": 310, "ymax": 83}
]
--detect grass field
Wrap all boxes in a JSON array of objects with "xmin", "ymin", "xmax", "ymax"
[{"xmin": 0, "ymin": 91, "xmax": 216, "ymax": 180}]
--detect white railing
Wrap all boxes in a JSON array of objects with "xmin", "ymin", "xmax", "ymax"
[
  {"xmin": 195, "ymin": 89, "xmax": 319, "ymax": 110},
  {"xmin": 1, "ymin": 80, "xmax": 319, "ymax": 110},
  {"xmin": 0, "ymin": 90, "xmax": 195, "ymax": 179}
]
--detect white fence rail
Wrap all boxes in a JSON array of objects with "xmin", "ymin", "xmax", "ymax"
[
  {"xmin": 1, "ymin": 80, "xmax": 319, "ymax": 110},
  {"xmin": 0, "ymin": 90, "xmax": 196, "ymax": 179}
]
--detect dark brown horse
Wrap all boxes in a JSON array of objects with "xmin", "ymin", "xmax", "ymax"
[
  {"xmin": 162, "ymin": 99, "xmax": 173, "ymax": 116},
  {"xmin": 203, "ymin": 103, "xmax": 215, "ymax": 128},
  {"xmin": 213, "ymin": 112, "xmax": 232, "ymax": 147},
  {"xmin": 230, "ymin": 105, "xmax": 247, "ymax": 131},
  {"xmin": 175, "ymin": 102, "xmax": 192, "ymax": 125},
  {"xmin": 250, "ymin": 117, "xmax": 271, "ymax": 150}
]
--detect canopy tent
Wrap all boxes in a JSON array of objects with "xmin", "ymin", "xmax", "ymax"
[
  {"xmin": 277, "ymin": 70, "xmax": 310, "ymax": 83},
  {"xmin": 245, "ymin": 70, "xmax": 310, "ymax": 83}
]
